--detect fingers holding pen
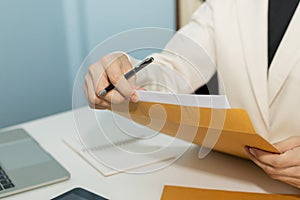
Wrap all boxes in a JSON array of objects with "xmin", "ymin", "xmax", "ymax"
[
  {"xmin": 85, "ymin": 52, "xmax": 138, "ymax": 109},
  {"xmin": 104, "ymin": 60, "xmax": 136, "ymax": 102},
  {"xmin": 104, "ymin": 55, "xmax": 154, "ymax": 102},
  {"xmin": 100, "ymin": 53, "xmax": 137, "ymax": 102}
]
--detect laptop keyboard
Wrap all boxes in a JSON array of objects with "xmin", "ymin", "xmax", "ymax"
[{"xmin": 0, "ymin": 166, "xmax": 15, "ymax": 191}]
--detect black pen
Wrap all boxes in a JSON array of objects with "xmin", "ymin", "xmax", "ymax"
[{"xmin": 97, "ymin": 57, "xmax": 154, "ymax": 97}]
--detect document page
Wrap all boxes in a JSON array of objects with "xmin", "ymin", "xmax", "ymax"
[{"xmin": 136, "ymin": 90, "xmax": 230, "ymax": 109}]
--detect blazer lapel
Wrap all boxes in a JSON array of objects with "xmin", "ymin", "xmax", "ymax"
[
  {"xmin": 236, "ymin": 0, "xmax": 269, "ymax": 128},
  {"xmin": 268, "ymin": 5, "xmax": 300, "ymax": 105}
]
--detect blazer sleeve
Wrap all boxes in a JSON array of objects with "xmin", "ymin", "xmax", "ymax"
[{"xmin": 135, "ymin": 0, "xmax": 217, "ymax": 93}]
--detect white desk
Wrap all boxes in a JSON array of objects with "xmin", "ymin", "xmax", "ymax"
[{"xmin": 3, "ymin": 110, "xmax": 300, "ymax": 199}]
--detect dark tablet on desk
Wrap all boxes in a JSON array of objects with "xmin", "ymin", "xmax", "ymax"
[{"xmin": 51, "ymin": 187, "xmax": 108, "ymax": 200}]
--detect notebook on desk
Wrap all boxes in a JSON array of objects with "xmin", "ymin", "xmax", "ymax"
[
  {"xmin": 0, "ymin": 129, "xmax": 70, "ymax": 198},
  {"xmin": 64, "ymin": 134, "xmax": 178, "ymax": 176},
  {"xmin": 64, "ymin": 110, "xmax": 190, "ymax": 176}
]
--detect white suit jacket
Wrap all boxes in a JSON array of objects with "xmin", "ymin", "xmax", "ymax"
[{"xmin": 136, "ymin": 0, "xmax": 300, "ymax": 143}]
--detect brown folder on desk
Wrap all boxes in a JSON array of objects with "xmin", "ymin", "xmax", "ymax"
[
  {"xmin": 160, "ymin": 186, "xmax": 300, "ymax": 200},
  {"xmin": 113, "ymin": 101, "xmax": 280, "ymax": 159}
]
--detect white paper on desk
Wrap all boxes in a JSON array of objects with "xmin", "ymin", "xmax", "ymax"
[
  {"xmin": 63, "ymin": 133, "xmax": 189, "ymax": 177},
  {"xmin": 63, "ymin": 110, "xmax": 191, "ymax": 177},
  {"xmin": 136, "ymin": 90, "xmax": 231, "ymax": 109}
]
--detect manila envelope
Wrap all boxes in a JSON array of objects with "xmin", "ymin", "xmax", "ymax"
[
  {"xmin": 112, "ymin": 101, "xmax": 280, "ymax": 159},
  {"xmin": 161, "ymin": 186, "xmax": 300, "ymax": 200}
]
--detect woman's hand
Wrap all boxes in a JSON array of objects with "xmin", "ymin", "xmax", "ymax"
[
  {"xmin": 84, "ymin": 52, "xmax": 138, "ymax": 109},
  {"xmin": 245, "ymin": 136, "xmax": 300, "ymax": 188}
]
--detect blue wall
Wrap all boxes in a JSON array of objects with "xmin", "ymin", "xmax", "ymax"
[{"xmin": 0, "ymin": 0, "xmax": 175, "ymax": 128}]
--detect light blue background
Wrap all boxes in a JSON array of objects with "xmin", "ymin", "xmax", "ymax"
[{"xmin": 0, "ymin": 0, "xmax": 175, "ymax": 128}]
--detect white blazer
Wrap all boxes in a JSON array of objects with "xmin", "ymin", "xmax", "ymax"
[{"xmin": 136, "ymin": 0, "xmax": 300, "ymax": 143}]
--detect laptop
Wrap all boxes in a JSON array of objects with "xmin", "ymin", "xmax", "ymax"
[{"xmin": 0, "ymin": 128, "xmax": 70, "ymax": 198}]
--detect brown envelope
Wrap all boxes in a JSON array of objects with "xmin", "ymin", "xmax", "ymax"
[
  {"xmin": 160, "ymin": 186, "xmax": 300, "ymax": 200},
  {"xmin": 112, "ymin": 101, "xmax": 280, "ymax": 159}
]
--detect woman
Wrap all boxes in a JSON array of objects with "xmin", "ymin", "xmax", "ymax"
[{"xmin": 84, "ymin": 0, "xmax": 300, "ymax": 188}]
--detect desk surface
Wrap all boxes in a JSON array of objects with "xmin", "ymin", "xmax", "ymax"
[{"xmin": 3, "ymin": 110, "xmax": 300, "ymax": 199}]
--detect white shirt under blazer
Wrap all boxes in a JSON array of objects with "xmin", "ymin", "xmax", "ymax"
[{"xmin": 135, "ymin": 0, "xmax": 300, "ymax": 143}]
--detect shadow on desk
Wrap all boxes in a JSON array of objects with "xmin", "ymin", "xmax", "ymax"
[{"xmin": 171, "ymin": 146, "xmax": 300, "ymax": 194}]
